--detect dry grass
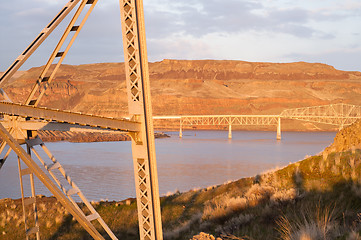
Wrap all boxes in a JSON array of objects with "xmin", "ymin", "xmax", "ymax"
[
  {"xmin": 352, "ymin": 184, "xmax": 361, "ymax": 198},
  {"xmin": 244, "ymin": 184, "xmax": 274, "ymax": 203},
  {"xmin": 270, "ymin": 188, "xmax": 297, "ymax": 204},
  {"xmin": 215, "ymin": 214, "xmax": 254, "ymax": 234},
  {"xmin": 277, "ymin": 204, "xmax": 337, "ymax": 240},
  {"xmin": 1, "ymin": 148, "xmax": 360, "ymax": 240},
  {"xmin": 202, "ymin": 197, "xmax": 247, "ymax": 221},
  {"xmin": 201, "ymin": 181, "xmax": 300, "ymax": 222},
  {"xmin": 164, "ymin": 213, "xmax": 202, "ymax": 239}
]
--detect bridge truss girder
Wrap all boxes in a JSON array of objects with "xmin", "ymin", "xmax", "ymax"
[
  {"xmin": 180, "ymin": 115, "xmax": 280, "ymax": 126},
  {"xmin": 175, "ymin": 115, "xmax": 282, "ymax": 140},
  {"xmin": 280, "ymin": 103, "xmax": 361, "ymax": 127}
]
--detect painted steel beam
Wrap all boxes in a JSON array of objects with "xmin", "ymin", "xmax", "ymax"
[
  {"xmin": 0, "ymin": 102, "xmax": 140, "ymax": 132},
  {"xmin": 0, "ymin": 120, "xmax": 126, "ymax": 133},
  {"xmin": 0, "ymin": 0, "xmax": 82, "ymax": 88},
  {"xmin": 25, "ymin": 0, "xmax": 98, "ymax": 107},
  {"xmin": 120, "ymin": 0, "xmax": 163, "ymax": 239},
  {"xmin": 0, "ymin": 124, "xmax": 105, "ymax": 240}
]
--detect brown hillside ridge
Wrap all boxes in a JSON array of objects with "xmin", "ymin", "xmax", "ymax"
[{"xmin": 2, "ymin": 60, "xmax": 361, "ymax": 131}]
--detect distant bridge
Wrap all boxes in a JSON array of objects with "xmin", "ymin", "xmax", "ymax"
[
  {"xmin": 280, "ymin": 103, "xmax": 361, "ymax": 127},
  {"xmin": 154, "ymin": 103, "xmax": 361, "ymax": 140}
]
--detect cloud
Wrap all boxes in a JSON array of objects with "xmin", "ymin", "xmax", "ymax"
[
  {"xmin": 267, "ymin": 8, "xmax": 310, "ymax": 23},
  {"xmin": 147, "ymin": 36, "xmax": 215, "ymax": 61},
  {"xmin": 144, "ymin": 0, "xmax": 357, "ymax": 40},
  {"xmin": 284, "ymin": 47, "xmax": 361, "ymax": 71},
  {"xmin": 15, "ymin": 8, "xmax": 49, "ymax": 17},
  {"xmin": 1, "ymin": 0, "xmax": 361, "ymax": 72},
  {"xmin": 0, "ymin": 0, "xmax": 124, "ymax": 71},
  {"xmin": 274, "ymin": 23, "xmax": 315, "ymax": 38},
  {"xmin": 145, "ymin": 0, "xmax": 267, "ymax": 37}
]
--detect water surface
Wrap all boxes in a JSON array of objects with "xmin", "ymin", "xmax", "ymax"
[{"xmin": 0, "ymin": 130, "xmax": 335, "ymax": 201}]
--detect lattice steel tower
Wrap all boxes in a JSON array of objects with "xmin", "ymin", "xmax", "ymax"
[{"xmin": 0, "ymin": 0, "xmax": 163, "ymax": 239}]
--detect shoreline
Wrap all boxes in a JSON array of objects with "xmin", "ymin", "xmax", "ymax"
[{"xmin": 37, "ymin": 131, "xmax": 170, "ymax": 143}]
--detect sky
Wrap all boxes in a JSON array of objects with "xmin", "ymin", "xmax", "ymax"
[{"xmin": 0, "ymin": 0, "xmax": 361, "ymax": 72}]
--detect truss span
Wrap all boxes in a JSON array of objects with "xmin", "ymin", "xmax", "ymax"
[
  {"xmin": 280, "ymin": 103, "xmax": 361, "ymax": 126},
  {"xmin": 154, "ymin": 115, "xmax": 282, "ymax": 140},
  {"xmin": 179, "ymin": 115, "xmax": 280, "ymax": 126}
]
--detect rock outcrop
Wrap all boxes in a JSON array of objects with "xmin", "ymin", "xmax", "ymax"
[
  {"xmin": 325, "ymin": 119, "xmax": 361, "ymax": 153},
  {"xmin": 191, "ymin": 232, "xmax": 222, "ymax": 240}
]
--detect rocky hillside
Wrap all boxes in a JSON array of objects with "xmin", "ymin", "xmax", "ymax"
[
  {"xmin": 2, "ymin": 60, "xmax": 361, "ymax": 131},
  {"xmin": 325, "ymin": 119, "xmax": 361, "ymax": 153}
]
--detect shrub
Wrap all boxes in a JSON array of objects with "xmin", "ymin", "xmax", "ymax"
[
  {"xmin": 164, "ymin": 213, "xmax": 202, "ymax": 239},
  {"xmin": 277, "ymin": 204, "xmax": 337, "ymax": 240},
  {"xmin": 270, "ymin": 188, "xmax": 297, "ymax": 204},
  {"xmin": 245, "ymin": 184, "xmax": 274, "ymax": 207},
  {"xmin": 202, "ymin": 196, "xmax": 248, "ymax": 221},
  {"xmin": 215, "ymin": 214, "xmax": 254, "ymax": 234}
]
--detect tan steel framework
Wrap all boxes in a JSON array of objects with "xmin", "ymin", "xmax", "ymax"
[
  {"xmin": 180, "ymin": 115, "xmax": 281, "ymax": 140},
  {"xmin": 119, "ymin": 0, "xmax": 162, "ymax": 239},
  {"xmin": 155, "ymin": 103, "xmax": 361, "ymax": 140},
  {"xmin": 0, "ymin": 0, "xmax": 162, "ymax": 240},
  {"xmin": 280, "ymin": 103, "xmax": 361, "ymax": 129},
  {"xmin": 0, "ymin": 0, "xmax": 83, "ymax": 89},
  {"xmin": 155, "ymin": 115, "xmax": 282, "ymax": 140}
]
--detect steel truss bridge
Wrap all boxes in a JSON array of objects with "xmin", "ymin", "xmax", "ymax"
[
  {"xmin": 154, "ymin": 103, "xmax": 361, "ymax": 140},
  {"xmin": 1, "ymin": 1, "xmax": 361, "ymax": 239},
  {"xmin": 0, "ymin": 0, "xmax": 162, "ymax": 240},
  {"xmin": 280, "ymin": 103, "xmax": 361, "ymax": 127}
]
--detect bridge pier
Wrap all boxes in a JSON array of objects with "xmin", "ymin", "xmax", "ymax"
[
  {"xmin": 179, "ymin": 121, "xmax": 182, "ymax": 138},
  {"xmin": 228, "ymin": 124, "xmax": 232, "ymax": 139},
  {"xmin": 277, "ymin": 117, "xmax": 281, "ymax": 140}
]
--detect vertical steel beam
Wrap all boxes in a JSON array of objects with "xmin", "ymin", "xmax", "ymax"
[
  {"xmin": 17, "ymin": 157, "xmax": 30, "ymax": 240},
  {"xmin": 120, "ymin": 1, "xmax": 163, "ymax": 240},
  {"xmin": 27, "ymin": 142, "xmax": 40, "ymax": 240}
]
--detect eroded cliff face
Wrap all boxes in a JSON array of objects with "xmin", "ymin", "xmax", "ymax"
[
  {"xmin": 150, "ymin": 59, "xmax": 350, "ymax": 80},
  {"xmin": 2, "ymin": 59, "xmax": 361, "ymax": 131}
]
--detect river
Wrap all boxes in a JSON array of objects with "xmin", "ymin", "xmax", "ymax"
[{"xmin": 0, "ymin": 130, "xmax": 336, "ymax": 201}]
